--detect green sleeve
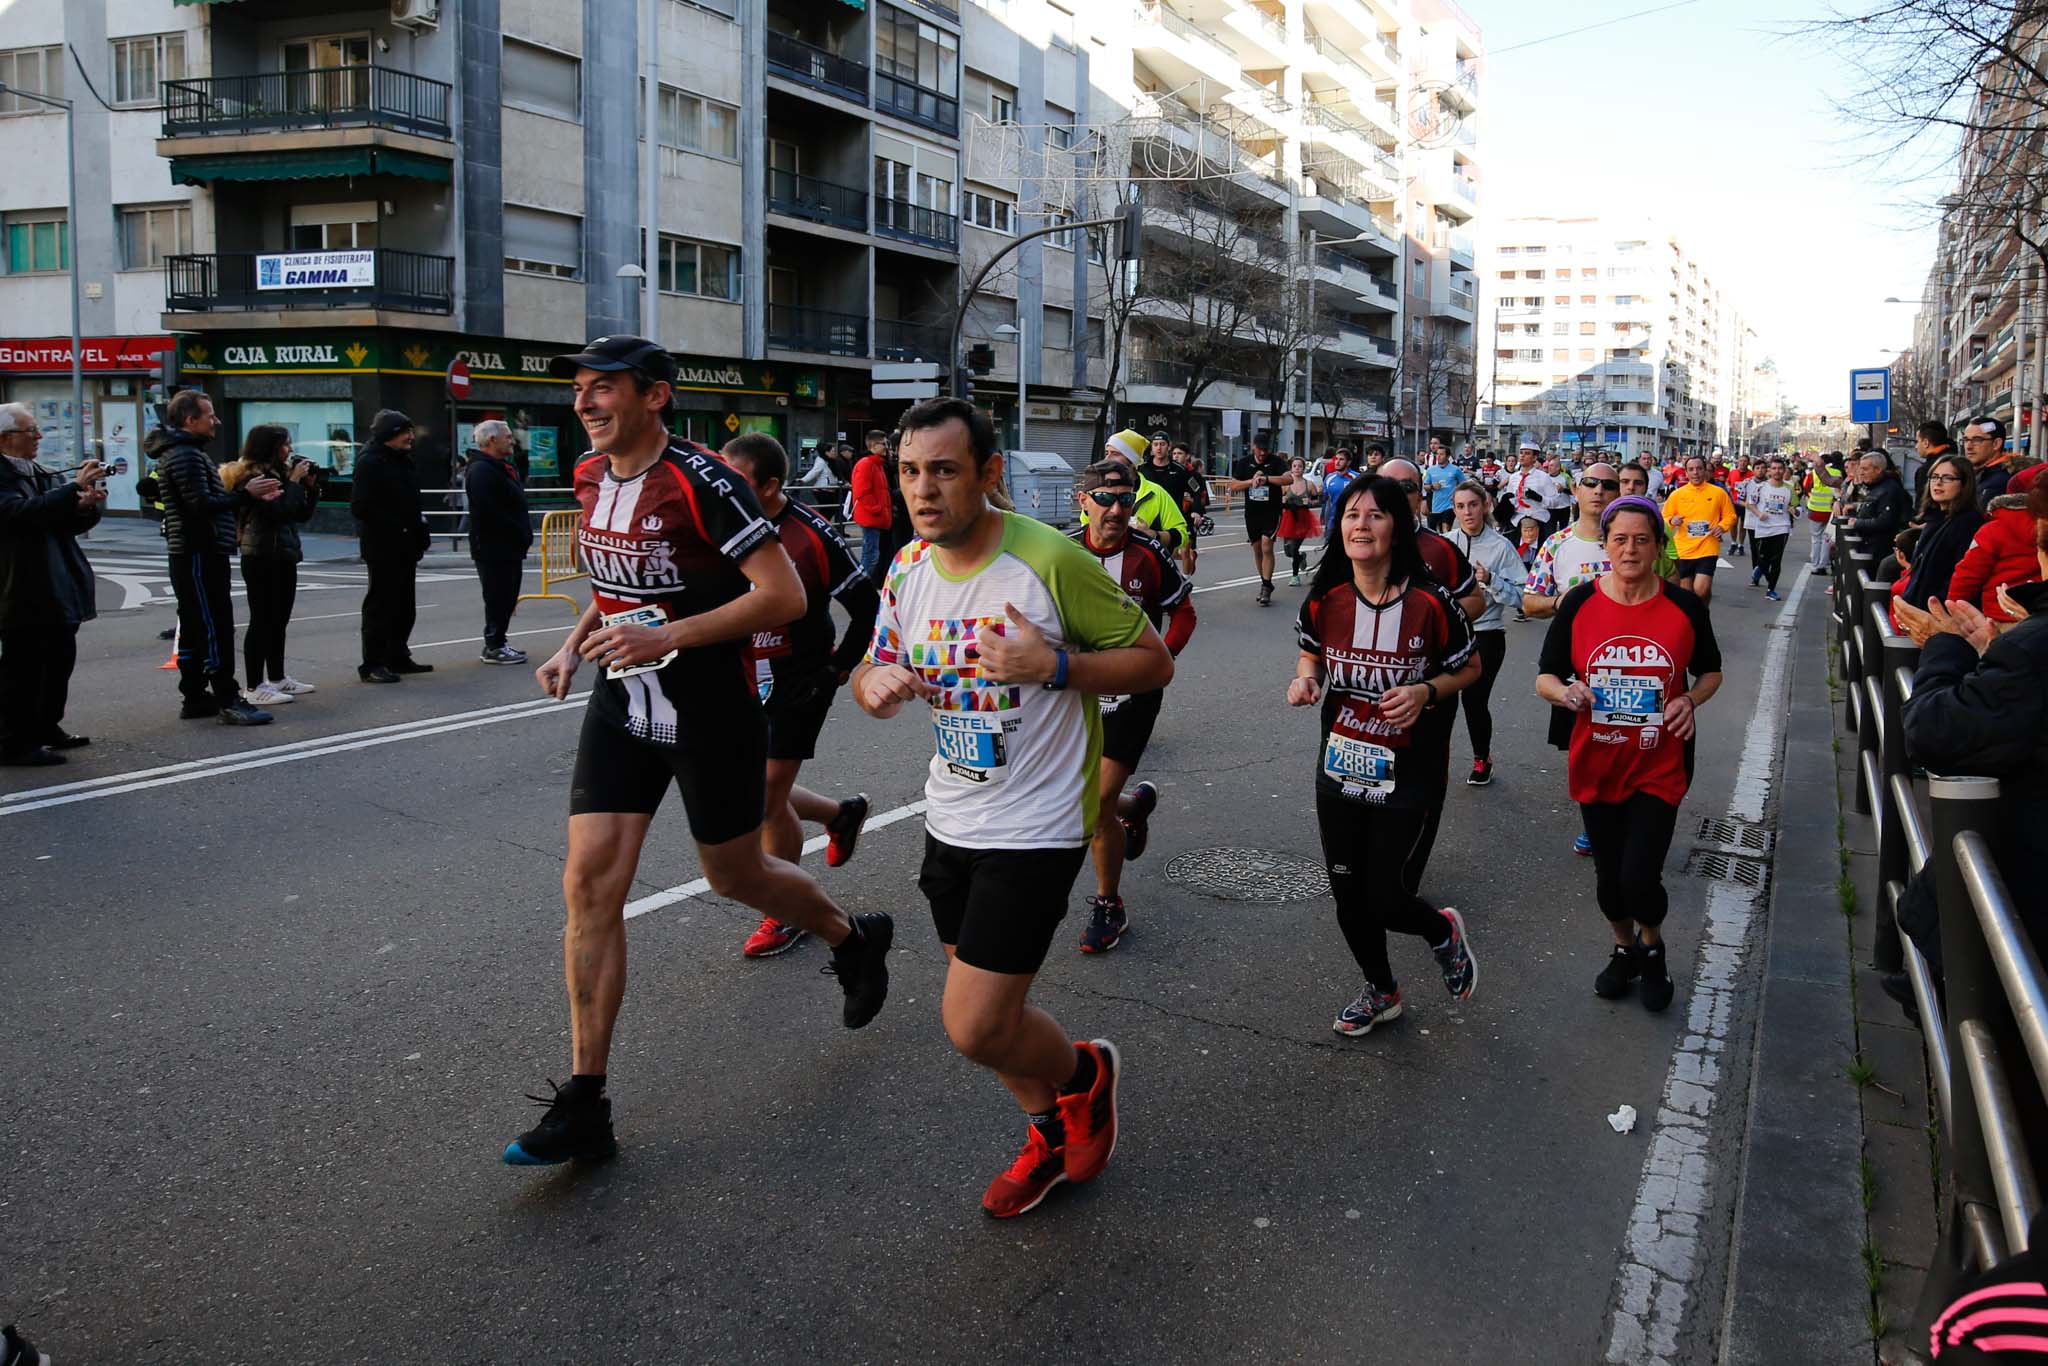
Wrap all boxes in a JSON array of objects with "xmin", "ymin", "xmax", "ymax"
[{"xmin": 1008, "ymin": 515, "xmax": 1148, "ymax": 652}]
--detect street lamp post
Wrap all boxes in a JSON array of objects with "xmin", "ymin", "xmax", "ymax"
[
  {"xmin": 995, "ymin": 322, "xmax": 1024, "ymax": 451},
  {"xmin": 0, "ymin": 81, "xmax": 82, "ymax": 466},
  {"xmin": 617, "ymin": 263, "xmax": 649, "ymax": 335}
]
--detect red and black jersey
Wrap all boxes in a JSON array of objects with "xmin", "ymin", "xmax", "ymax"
[
  {"xmin": 1538, "ymin": 580, "xmax": 1723, "ymax": 806},
  {"xmin": 1298, "ymin": 578, "xmax": 1473, "ymax": 807},
  {"xmin": 1416, "ymin": 524, "xmax": 1478, "ymax": 600},
  {"xmin": 575, "ymin": 440, "xmax": 777, "ymax": 745},
  {"xmin": 1069, "ymin": 525, "xmax": 1190, "ymax": 630},
  {"xmin": 749, "ymin": 498, "xmax": 880, "ymax": 684}
]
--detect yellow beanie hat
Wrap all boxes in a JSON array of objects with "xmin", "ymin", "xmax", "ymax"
[{"xmin": 1105, "ymin": 429, "xmax": 1148, "ymax": 463}]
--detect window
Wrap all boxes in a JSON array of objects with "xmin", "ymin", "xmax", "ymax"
[
  {"xmin": 658, "ymin": 234, "xmax": 740, "ymax": 300},
  {"xmin": 1044, "ymin": 207, "xmax": 1076, "ymax": 249},
  {"xmin": 1086, "ymin": 224, "xmax": 1107, "ymax": 264},
  {"xmin": 1614, "ymin": 294, "xmax": 1635, "ymax": 306},
  {"xmin": 503, "ymin": 204, "xmax": 581, "ymax": 278},
  {"xmin": 1579, "ymin": 348, "xmax": 1596, "ymax": 361},
  {"xmin": 503, "ymin": 39, "xmax": 581, "ymax": 121},
  {"xmin": 1043, "ymin": 305, "xmax": 1074, "ymax": 351},
  {"xmin": 1550, "ymin": 349, "xmax": 1569, "ymax": 361},
  {"xmin": 1085, "ymin": 318, "xmax": 1105, "ymax": 357},
  {"xmin": 1581, "ymin": 294, "xmax": 1596, "ymax": 305},
  {"xmin": 289, "ymin": 201, "xmax": 378, "ymax": 251},
  {"xmin": 1582, "ymin": 267, "xmax": 1599, "ymax": 279},
  {"xmin": 1579, "ymin": 321, "xmax": 1595, "ymax": 335},
  {"xmin": 1553, "ymin": 295, "xmax": 1570, "ymax": 307},
  {"xmin": 964, "ymin": 186, "xmax": 1014, "ymax": 233},
  {"xmin": 652, "ymin": 84, "xmax": 740, "ymax": 158},
  {"xmin": 1551, "ymin": 322, "xmax": 1569, "ymax": 335},
  {"xmin": 877, "ymin": 6, "xmax": 958, "ymax": 96},
  {"xmin": 1525, "ymin": 269, "xmax": 1545, "ymax": 281},
  {"xmin": 0, "ymin": 47, "xmax": 63, "ymax": 113},
  {"xmin": 4, "ymin": 211, "xmax": 68, "ymax": 273},
  {"xmin": 988, "ymin": 87, "xmax": 1014, "ymax": 124},
  {"xmin": 1521, "ymin": 296, "xmax": 1542, "ymax": 308},
  {"xmin": 118, "ymin": 203, "xmax": 193, "ymax": 270},
  {"xmin": 1497, "ymin": 270, "xmax": 1516, "ymax": 280},
  {"xmin": 1045, "ymin": 105, "xmax": 1075, "ymax": 149},
  {"xmin": 111, "ymin": 34, "xmax": 186, "ymax": 107}
]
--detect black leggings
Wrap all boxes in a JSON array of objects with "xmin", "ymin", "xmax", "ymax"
[
  {"xmin": 1316, "ymin": 789, "xmax": 1453, "ymax": 988},
  {"xmin": 1753, "ymin": 532, "xmax": 1788, "ymax": 592},
  {"xmin": 241, "ymin": 556, "xmax": 299, "ymax": 686},
  {"xmin": 1461, "ymin": 629, "xmax": 1507, "ymax": 761},
  {"xmin": 1283, "ymin": 537, "xmax": 1308, "ymax": 575},
  {"xmin": 1578, "ymin": 794, "xmax": 1681, "ymax": 928}
]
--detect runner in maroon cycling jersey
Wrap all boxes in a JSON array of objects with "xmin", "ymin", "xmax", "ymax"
[
  {"xmin": 501, "ymin": 336, "xmax": 892, "ymax": 1168},
  {"xmin": 1377, "ymin": 459, "xmax": 1485, "ymax": 623},
  {"xmin": 1067, "ymin": 460, "xmax": 1198, "ymax": 952},
  {"xmin": 720, "ymin": 433, "xmax": 881, "ymax": 959}
]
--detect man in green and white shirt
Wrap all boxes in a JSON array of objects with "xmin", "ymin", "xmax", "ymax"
[{"xmin": 854, "ymin": 398, "xmax": 1175, "ymax": 1220}]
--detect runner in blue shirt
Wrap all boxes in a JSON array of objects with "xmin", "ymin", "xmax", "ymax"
[{"xmin": 1423, "ymin": 444, "xmax": 1461, "ymax": 532}]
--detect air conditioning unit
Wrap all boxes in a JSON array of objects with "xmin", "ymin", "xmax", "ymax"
[{"xmin": 391, "ymin": 0, "xmax": 440, "ymax": 31}]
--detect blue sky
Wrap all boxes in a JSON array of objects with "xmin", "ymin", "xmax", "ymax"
[{"xmin": 1465, "ymin": 0, "xmax": 1946, "ymax": 409}]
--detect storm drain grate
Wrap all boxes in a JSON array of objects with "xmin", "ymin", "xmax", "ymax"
[
  {"xmin": 1696, "ymin": 816, "xmax": 1773, "ymax": 856},
  {"xmin": 1165, "ymin": 848, "xmax": 1330, "ymax": 904},
  {"xmin": 1682, "ymin": 849, "xmax": 1772, "ymax": 888}
]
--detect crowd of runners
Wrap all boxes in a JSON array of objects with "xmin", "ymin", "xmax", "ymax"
[{"xmin": 492, "ymin": 333, "xmax": 1840, "ymax": 1220}]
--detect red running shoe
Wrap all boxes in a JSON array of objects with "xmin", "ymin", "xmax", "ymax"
[
  {"xmin": 982, "ymin": 1124, "xmax": 1067, "ymax": 1218},
  {"xmin": 1057, "ymin": 1038, "xmax": 1121, "ymax": 1184},
  {"xmin": 825, "ymin": 793, "xmax": 870, "ymax": 869},
  {"xmin": 742, "ymin": 917, "xmax": 806, "ymax": 958}
]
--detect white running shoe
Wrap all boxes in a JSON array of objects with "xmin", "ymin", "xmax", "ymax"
[
  {"xmin": 275, "ymin": 676, "xmax": 317, "ymax": 696},
  {"xmin": 245, "ymin": 684, "xmax": 294, "ymax": 706}
]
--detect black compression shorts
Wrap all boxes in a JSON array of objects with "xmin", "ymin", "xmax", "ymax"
[
  {"xmin": 919, "ymin": 834, "xmax": 1088, "ymax": 975},
  {"xmin": 568, "ymin": 703, "xmax": 766, "ymax": 845},
  {"xmin": 763, "ymin": 678, "xmax": 838, "ymax": 762},
  {"xmin": 1245, "ymin": 511, "xmax": 1280, "ymax": 543},
  {"xmin": 1098, "ymin": 688, "xmax": 1164, "ymax": 769},
  {"xmin": 1676, "ymin": 555, "xmax": 1719, "ymax": 578}
]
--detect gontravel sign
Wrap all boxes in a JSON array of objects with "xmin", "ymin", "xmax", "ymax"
[
  {"xmin": 0, "ymin": 336, "xmax": 175, "ymax": 372},
  {"xmin": 256, "ymin": 250, "xmax": 376, "ymax": 291}
]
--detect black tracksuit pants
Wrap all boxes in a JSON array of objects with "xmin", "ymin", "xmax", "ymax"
[
  {"xmin": 170, "ymin": 550, "xmax": 240, "ymax": 706},
  {"xmin": 474, "ymin": 553, "xmax": 525, "ymax": 650},
  {"xmin": 0, "ymin": 622, "xmax": 79, "ymax": 753},
  {"xmin": 361, "ymin": 553, "xmax": 419, "ymax": 671}
]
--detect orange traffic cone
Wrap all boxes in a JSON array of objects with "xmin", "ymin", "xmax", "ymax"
[{"xmin": 158, "ymin": 623, "xmax": 179, "ymax": 670}]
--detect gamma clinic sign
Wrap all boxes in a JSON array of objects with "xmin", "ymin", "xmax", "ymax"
[{"xmin": 256, "ymin": 250, "xmax": 376, "ymax": 291}]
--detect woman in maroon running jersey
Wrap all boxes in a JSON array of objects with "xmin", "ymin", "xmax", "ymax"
[
  {"xmin": 1536, "ymin": 496, "xmax": 1723, "ymax": 1013},
  {"xmin": 1291, "ymin": 475, "xmax": 1482, "ymax": 1038}
]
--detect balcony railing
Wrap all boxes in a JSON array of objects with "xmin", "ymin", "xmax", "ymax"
[
  {"xmin": 1448, "ymin": 287, "xmax": 1476, "ymax": 312},
  {"xmin": 163, "ymin": 249, "xmax": 454, "ymax": 315},
  {"xmin": 767, "ymin": 167, "xmax": 868, "ymax": 232},
  {"xmin": 766, "ymin": 31, "xmax": 869, "ymax": 103},
  {"xmin": 1449, "ymin": 231, "xmax": 1476, "ymax": 261},
  {"xmin": 874, "ymin": 199, "xmax": 960, "ymax": 251},
  {"xmin": 1135, "ymin": 0, "xmax": 1238, "ymax": 67},
  {"xmin": 768, "ymin": 304, "xmax": 867, "ymax": 357},
  {"xmin": 875, "ymin": 71, "xmax": 958, "ymax": 135},
  {"xmin": 876, "ymin": 318, "xmax": 949, "ymax": 362},
  {"xmin": 161, "ymin": 65, "xmax": 453, "ymax": 140}
]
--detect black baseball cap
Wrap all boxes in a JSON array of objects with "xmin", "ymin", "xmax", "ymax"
[
  {"xmin": 547, "ymin": 335, "xmax": 678, "ymax": 384},
  {"xmin": 1081, "ymin": 459, "xmax": 1138, "ymax": 490}
]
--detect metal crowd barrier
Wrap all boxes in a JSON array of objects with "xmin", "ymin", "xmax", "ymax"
[
  {"xmin": 1831, "ymin": 525, "xmax": 2045, "ymax": 1294},
  {"xmin": 520, "ymin": 509, "xmax": 588, "ymax": 609}
]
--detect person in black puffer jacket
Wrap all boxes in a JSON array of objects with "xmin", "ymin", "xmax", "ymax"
[
  {"xmin": 1847, "ymin": 449, "xmax": 1910, "ymax": 546},
  {"xmin": 0, "ymin": 400, "xmax": 104, "ymax": 764},
  {"xmin": 460, "ymin": 419, "xmax": 534, "ymax": 665},
  {"xmin": 225, "ymin": 424, "xmax": 320, "ymax": 705},
  {"xmin": 350, "ymin": 409, "xmax": 431, "ymax": 683},
  {"xmin": 153, "ymin": 389, "xmax": 281, "ymax": 725}
]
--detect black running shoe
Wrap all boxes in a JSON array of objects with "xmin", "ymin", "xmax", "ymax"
[
  {"xmin": 1079, "ymin": 896, "xmax": 1127, "ymax": 953},
  {"xmin": 501, "ymin": 1080, "xmax": 617, "ymax": 1166},
  {"xmin": 1120, "ymin": 781, "xmax": 1159, "ymax": 861},
  {"xmin": 823, "ymin": 911, "xmax": 893, "ymax": 1028},
  {"xmin": 1, "ymin": 1324, "xmax": 49, "ymax": 1366},
  {"xmin": 1639, "ymin": 948, "xmax": 1674, "ymax": 1012},
  {"xmin": 825, "ymin": 793, "xmax": 870, "ymax": 868},
  {"xmin": 179, "ymin": 699, "xmax": 221, "ymax": 720},
  {"xmin": 1593, "ymin": 943, "xmax": 1641, "ymax": 999},
  {"xmin": 217, "ymin": 700, "xmax": 273, "ymax": 726}
]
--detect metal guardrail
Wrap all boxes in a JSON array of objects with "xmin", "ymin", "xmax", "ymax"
[
  {"xmin": 765, "ymin": 31, "xmax": 869, "ymax": 103},
  {"xmin": 520, "ymin": 508, "xmax": 588, "ymax": 609},
  {"xmin": 164, "ymin": 249, "xmax": 455, "ymax": 315},
  {"xmin": 1832, "ymin": 525, "xmax": 2043, "ymax": 1293},
  {"xmin": 161, "ymin": 65, "xmax": 454, "ymax": 140}
]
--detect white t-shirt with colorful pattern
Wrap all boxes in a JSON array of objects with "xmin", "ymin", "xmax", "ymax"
[{"xmin": 1528, "ymin": 525, "xmax": 1612, "ymax": 599}]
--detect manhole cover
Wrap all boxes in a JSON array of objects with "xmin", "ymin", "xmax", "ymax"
[
  {"xmin": 1682, "ymin": 849, "xmax": 1771, "ymax": 889},
  {"xmin": 1696, "ymin": 816, "xmax": 1774, "ymax": 855},
  {"xmin": 1165, "ymin": 847, "xmax": 1330, "ymax": 903}
]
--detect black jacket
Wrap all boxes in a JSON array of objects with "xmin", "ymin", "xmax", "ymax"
[
  {"xmin": 1902, "ymin": 590, "xmax": 2048, "ymax": 939},
  {"xmin": 460, "ymin": 449, "xmax": 533, "ymax": 558},
  {"xmin": 1848, "ymin": 471, "xmax": 1910, "ymax": 544},
  {"xmin": 0, "ymin": 457, "xmax": 100, "ymax": 629},
  {"xmin": 1899, "ymin": 504, "xmax": 1988, "ymax": 613},
  {"xmin": 155, "ymin": 429, "xmax": 247, "ymax": 556},
  {"xmin": 229, "ymin": 463, "xmax": 318, "ymax": 563},
  {"xmin": 350, "ymin": 442, "xmax": 429, "ymax": 561}
]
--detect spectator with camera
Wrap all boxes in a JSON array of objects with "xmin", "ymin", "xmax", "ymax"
[
  {"xmin": 224, "ymin": 424, "xmax": 321, "ymax": 708},
  {"xmin": 351, "ymin": 409, "xmax": 432, "ymax": 684},
  {"xmin": 461, "ymin": 419, "xmax": 534, "ymax": 666},
  {"xmin": 0, "ymin": 401, "xmax": 105, "ymax": 765}
]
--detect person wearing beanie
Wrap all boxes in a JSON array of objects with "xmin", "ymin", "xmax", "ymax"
[
  {"xmin": 350, "ymin": 408, "xmax": 432, "ymax": 683},
  {"xmin": 1091, "ymin": 429, "xmax": 1189, "ymax": 553}
]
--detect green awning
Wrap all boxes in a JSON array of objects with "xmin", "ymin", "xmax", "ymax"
[{"xmin": 170, "ymin": 147, "xmax": 450, "ymax": 185}]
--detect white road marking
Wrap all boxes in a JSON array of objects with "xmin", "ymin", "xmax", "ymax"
[
  {"xmin": 1190, "ymin": 574, "xmax": 1265, "ymax": 595},
  {"xmin": 622, "ymin": 800, "xmax": 929, "ymax": 919},
  {"xmin": 0, "ymin": 693, "xmax": 589, "ymax": 815},
  {"xmin": 411, "ymin": 623, "xmax": 575, "ymax": 650},
  {"xmin": 1603, "ymin": 561, "xmax": 1810, "ymax": 1365}
]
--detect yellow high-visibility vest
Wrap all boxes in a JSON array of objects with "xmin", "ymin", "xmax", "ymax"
[{"xmin": 1805, "ymin": 469, "xmax": 1840, "ymax": 514}]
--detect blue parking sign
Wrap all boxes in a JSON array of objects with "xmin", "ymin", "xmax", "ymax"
[{"xmin": 1850, "ymin": 368, "xmax": 1890, "ymax": 423}]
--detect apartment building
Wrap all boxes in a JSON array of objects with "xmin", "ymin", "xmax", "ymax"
[
  {"xmin": 1476, "ymin": 215, "xmax": 1742, "ymax": 463},
  {"xmin": 1398, "ymin": 0, "xmax": 1480, "ymax": 453}
]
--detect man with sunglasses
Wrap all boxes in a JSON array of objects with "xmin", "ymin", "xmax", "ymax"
[
  {"xmin": 1068, "ymin": 461, "xmax": 1197, "ymax": 953},
  {"xmin": 1524, "ymin": 462, "xmax": 1620, "ymax": 620},
  {"xmin": 1380, "ymin": 459, "xmax": 1485, "ymax": 623}
]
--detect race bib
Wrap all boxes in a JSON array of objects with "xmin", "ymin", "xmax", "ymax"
[
  {"xmin": 754, "ymin": 656, "xmax": 774, "ymax": 704},
  {"xmin": 1686, "ymin": 520, "xmax": 1711, "ymax": 538},
  {"xmin": 1098, "ymin": 693, "xmax": 1129, "ymax": 714},
  {"xmin": 933, "ymin": 711, "xmax": 1010, "ymax": 785},
  {"xmin": 1590, "ymin": 672, "xmax": 1664, "ymax": 727},
  {"xmin": 600, "ymin": 604, "xmax": 679, "ymax": 681},
  {"xmin": 1323, "ymin": 732, "xmax": 1396, "ymax": 797},
  {"xmin": 1248, "ymin": 485, "xmax": 1272, "ymax": 502}
]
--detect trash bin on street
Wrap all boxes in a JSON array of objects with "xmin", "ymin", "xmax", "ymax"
[{"xmin": 1004, "ymin": 451, "xmax": 1080, "ymax": 529}]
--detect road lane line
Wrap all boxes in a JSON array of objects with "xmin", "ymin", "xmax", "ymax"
[
  {"xmin": 1190, "ymin": 574, "xmax": 1264, "ymax": 595},
  {"xmin": 1, "ymin": 693, "xmax": 586, "ymax": 812},
  {"xmin": 623, "ymin": 800, "xmax": 929, "ymax": 919},
  {"xmin": 411, "ymin": 623, "xmax": 577, "ymax": 650}
]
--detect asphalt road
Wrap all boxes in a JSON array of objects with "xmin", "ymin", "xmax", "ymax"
[{"xmin": 1, "ymin": 525, "xmax": 1799, "ymax": 1364}]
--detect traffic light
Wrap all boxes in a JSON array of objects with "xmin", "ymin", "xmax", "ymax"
[
  {"xmin": 1117, "ymin": 197, "xmax": 1144, "ymax": 266},
  {"xmin": 954, "ymin": 366, "xmax": 977, "ymax": 405},
  {"xmin": 966, "ymin": 343, "xmax": 995, "ymax": 375}
]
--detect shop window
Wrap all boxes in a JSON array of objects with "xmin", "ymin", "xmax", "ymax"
[{"xmin": 239, "ymin": 400, "xmax": 357, "ymax": 475}]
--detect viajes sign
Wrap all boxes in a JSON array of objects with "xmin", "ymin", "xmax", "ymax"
[{"xmin": 256, "ymin": 250, "xmax": 376, "ymax": 291}]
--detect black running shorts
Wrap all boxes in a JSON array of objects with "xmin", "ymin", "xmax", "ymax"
[
  {"xmin": 568, "ymin": 703, "xmax": 766, "ymax": 845},
  {"xmin": 763, "ymin": 680, "xmax": 838, "ymax": 762},
  {"xmin": 1676, "ymin": 555, "xmax": 1719, "ymax": 578},
  {"xmin": 1098, "ymin": 688, "xmax": 1164, "ymax": 769},
  {"xmin": 918, "ymin": 835, "xmax": 1088, "ymax": 976},
  {"xmin": 1245, "ymin": 511, "xmax": 1280, "ymax": 543}
]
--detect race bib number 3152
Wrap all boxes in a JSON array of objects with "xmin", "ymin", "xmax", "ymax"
[
  {"xmin": 1590, "ymin": 672, "xmax": 1664, "ymax": 727},
  {"xmin": 934, "ymin": 711, "xmax": 1010, "ymax": 785}
]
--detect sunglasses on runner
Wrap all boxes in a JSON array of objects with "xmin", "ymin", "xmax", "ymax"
[
  {"xmin": 1085, "ymin": 489, "xmax": 1137, "ymax": 509},
  {"xmin": 1579, "ymin": 477, "xmax": 1621, "ymax": 491},
  {"xmin": 1396, "ymin": 479, "xmax": 1421, "ymax": 493}
]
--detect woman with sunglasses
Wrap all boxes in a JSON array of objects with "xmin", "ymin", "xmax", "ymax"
[
  {"xmin": 1290, "ymin": 475, "xmax": 1481, "ymax": 1037},
  {"xmin": 1537, "ymin": 497, "xmax": 1723, "ymax": 1012}
]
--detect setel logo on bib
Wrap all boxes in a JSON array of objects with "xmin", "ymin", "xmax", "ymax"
[{"xmin": 1588, "ymin": 636, "xmax": 1671, "ymax": 749}]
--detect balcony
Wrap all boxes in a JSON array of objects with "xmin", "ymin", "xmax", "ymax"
[
  {"xmin": 161, "ymin": 66, "xmax": 452, "ymax": 141},
  {"xmin": 875, "ymin": 199, "xmax": 960, "ymax": 252},
  {"xmin": 876, "ymin": 318, "xmax": 949, "ymax": 362},
  {"xmin": 163, "ymin": 249, "xmax": 454, "ymax": 316},
  {"xmin": 768, "ymin": 304, "xmax": 867, "ymax": 357},
  {"xmin": 766, "ymin": 31, "xmax": 869, "ymax": 104},
  {"xmin": 1132, "ymin": 0, "xmax": 1244, "ymax": 88},
  {"xmin": 1449, "ymin": 231, "xmax": 1475, "ymax": 266},
  {"xmin": 767, "ymin": 167, "xmax": 868, "ymax": 232},
  {"xmin": 875, "ymin": 72, "xmax": 959, "ymax": 135}
]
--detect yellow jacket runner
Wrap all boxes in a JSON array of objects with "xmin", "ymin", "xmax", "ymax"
[{"xmin": 1661, "ymin": 482, "xmax": 1737, "ymax": 561}]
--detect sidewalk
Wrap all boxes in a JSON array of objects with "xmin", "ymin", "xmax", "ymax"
[{"xmin": 81, "ymin": 515, "xmax": 479, "ymax": 571}]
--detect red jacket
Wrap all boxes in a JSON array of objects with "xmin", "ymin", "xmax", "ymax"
[
  {"xmin": 849, "ymin": 453, "xmax": 892, "ymax": 530},
  {"xmin": 1947, "ymin": 493, "xmax": 2041, "ymax": 621}
]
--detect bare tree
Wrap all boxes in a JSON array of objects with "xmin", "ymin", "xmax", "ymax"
[
  {"xmin": 1135, "ymin": 182, "xmax": 1288, "ymax": 428},
  {"xmin": 1547, "ymin": 377, "xmax": 1611, "ymax": 455},
  {"xmin": 1399, "ymin": 333, "xmax": 1472, "ymax": 453},
  {"xmin": 1889, "ymin": 348, "xmax": 1942, "ymax": 434}
]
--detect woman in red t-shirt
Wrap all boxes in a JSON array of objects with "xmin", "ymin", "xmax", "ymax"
[
  {"xmin": 1291, "ymin": 475, "xmax": 1482, "ymax": 1038},
  {"xmin": 1536, "ymin": 496, "xmax": 1724, "ymax": 1012}
]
